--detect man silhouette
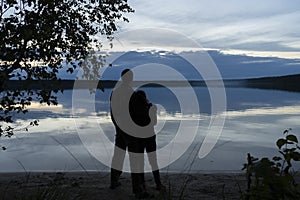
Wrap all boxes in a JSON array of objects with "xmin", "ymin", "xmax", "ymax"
[
  {"xmin": 110, "ymin": 69, "xmax": 146, "ymax": 197},
  {"xmin": 110, "ymin": 69, "xmax": 134, "ymax": 189}
]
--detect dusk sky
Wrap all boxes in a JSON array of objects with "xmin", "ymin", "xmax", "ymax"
[
  {"xmin": 2, "ymin": 1, "xmax": 300, "ymax": 175},
  {"xmin": 112, "ymin": 0, "xmax": 300, "ymax": 58}
]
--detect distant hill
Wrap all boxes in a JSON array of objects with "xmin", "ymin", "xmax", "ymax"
[
  {"xmin": 243, "ymin": 73, "xmax": 300, "ymax": 92},
  {"xmin": 2, "ymin": 74, "xmax": 300, "ymax": 92},
  {"xmin": 100, "ymin": 50, "xmax": 300, "ymax": 80},
  {"xmin": 50, "ymin": 50, "xmax": 300, "ymax": 80}
]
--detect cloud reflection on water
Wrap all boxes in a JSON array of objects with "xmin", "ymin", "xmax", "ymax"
[{"xmin": 1, "ymin": 88, "xmax": 300, "ymax": 172}]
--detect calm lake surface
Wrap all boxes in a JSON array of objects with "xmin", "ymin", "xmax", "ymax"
[{"xmin": 1, "ymin": 86, "xmax": 300, "ymax": 173}]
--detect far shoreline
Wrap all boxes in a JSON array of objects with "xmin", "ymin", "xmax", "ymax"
[{"xmin": 3, "ymin": 73, "xmax": 300, "ymax": 92}]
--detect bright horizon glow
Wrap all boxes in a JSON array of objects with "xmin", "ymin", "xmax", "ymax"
[{"xmin": 220, "ymin": 49, "xmax": 300, "ymax": 59}]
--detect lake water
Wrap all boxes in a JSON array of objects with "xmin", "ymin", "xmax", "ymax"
[{"xmin": 1, "ymin": 86, "xmax": 300, "ymax": 173}]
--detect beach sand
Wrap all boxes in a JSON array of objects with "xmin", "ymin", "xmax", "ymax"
[{"xmin": 0, "ymin": 172, "xmax": 247, "ymax": 199}]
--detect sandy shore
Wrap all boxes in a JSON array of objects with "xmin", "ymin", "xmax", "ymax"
[{"xmin": 0, "ymin": 171, "xmax": 247, "ymax": 199}]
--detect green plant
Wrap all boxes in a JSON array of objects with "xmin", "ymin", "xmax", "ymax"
[{"xmin": 242, "ymin": 128, "xmax": 300, "ymax": 199}]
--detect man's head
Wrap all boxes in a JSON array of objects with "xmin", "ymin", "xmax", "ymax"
[{"xmin": 121, "ymin": 69, "xmax": 133, "ymax": 84}]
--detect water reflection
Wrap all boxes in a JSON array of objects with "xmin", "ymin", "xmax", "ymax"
[{"xmin": 0, "ymin": 87, "xmax": 300, "ymax": 172}]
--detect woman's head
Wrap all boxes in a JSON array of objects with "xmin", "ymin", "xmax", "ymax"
[{"xmin": 136, "ymin": 90, "xmax": 146, "ymax": 98}]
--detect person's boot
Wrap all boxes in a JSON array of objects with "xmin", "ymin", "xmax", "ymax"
[
  {"xmin": 153, "ymin": 170, "xmax": 166, "ymax": 191},
  {"xmin": 110, "ymin": 168, "xmax": 122, "ymax": 189}
]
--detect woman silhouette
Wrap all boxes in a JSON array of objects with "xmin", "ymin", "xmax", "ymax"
[{"xmin": 131, "ymin": 90, "xmax": 165, "ymax": 191}]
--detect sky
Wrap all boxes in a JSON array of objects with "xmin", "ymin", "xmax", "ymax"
[
  {"xmin": 2, "ymin": 0, "xmax": 300, "ymax": 172},
  {"xmin": 112, "ymin": 0, "xmax": 300, "ymax": 58}
]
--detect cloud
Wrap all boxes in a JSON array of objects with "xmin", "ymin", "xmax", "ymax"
[
  {"xmin": 225, "ymin": 106, "xmax": 300, "ymax": 118},
  {"xmin": 118, "ymin": 0, "xmax": 300, "ymax": 57}
]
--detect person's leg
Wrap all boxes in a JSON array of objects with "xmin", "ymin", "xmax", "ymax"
[
  {"xmin": 128, "ymin": 138, "xmax": 145, "ymax": 195},
  {"xmin": 146, "ymin": 136, "xmax": 164, "ymax": 189},
  {"xmin": 110, "ymin": 131, "xmax": 126, "ymax": 188},
  {"xmin": 139, "ymin": 140, "xmax": 146, "ymax": 190}
]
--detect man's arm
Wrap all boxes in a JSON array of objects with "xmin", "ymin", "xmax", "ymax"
[{"xmin": 149, "ymin": 104, "xmax": 157, "ymax": 126}]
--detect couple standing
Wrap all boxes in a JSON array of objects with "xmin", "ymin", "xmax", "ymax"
[{"xmin": 109, "ymin": 69, "xmax": 164, "ymax": 198}]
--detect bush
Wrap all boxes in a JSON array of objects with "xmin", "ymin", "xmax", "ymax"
[{"xmin": 242, "ymin": 128, "xmax": 300, "ymax": 199}]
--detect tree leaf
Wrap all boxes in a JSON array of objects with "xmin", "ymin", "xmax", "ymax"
[
  {"xmin": 272, "ymin": 156, "xmax": 282, "ymax": 161},
  {"xmin": 276, "ymin": 138, "xmax": 287, "ymax": 149},
  {"xmin": 292, "ymin": 152, "xmax": 300, "ymax": 161},
  {"xmin": 286, "ymin": 134, "xmax": 298, "ymax": 143}
]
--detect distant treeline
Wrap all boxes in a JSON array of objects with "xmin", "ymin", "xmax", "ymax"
[
  {"xmin": 244, "ymin": 74, "xmax": 300, "ymax": 92},
  {"xmin": 1, "ymin": 74, "xmax": 300, "ymax": 92}
]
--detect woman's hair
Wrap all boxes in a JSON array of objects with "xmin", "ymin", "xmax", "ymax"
[{"xmin": 136, "ymin": 90, "xmax": 146, "ymax": 98}]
